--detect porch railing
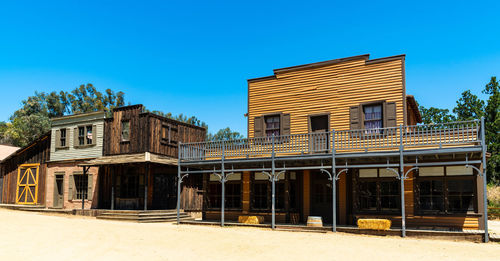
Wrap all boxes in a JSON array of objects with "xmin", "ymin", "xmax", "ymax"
[{"xmin": 180, "ymin": 120, "xmax": 481, "ymax": 161}]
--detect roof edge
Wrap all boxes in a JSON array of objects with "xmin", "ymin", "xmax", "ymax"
[{"xmin": 273, "ymin": 54, "xmax": 370, "ymax": 75}]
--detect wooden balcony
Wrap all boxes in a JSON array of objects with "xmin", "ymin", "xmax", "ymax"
[{"xmin": 179, "ymin": 120, "xmax": 482, "ymax": 161}]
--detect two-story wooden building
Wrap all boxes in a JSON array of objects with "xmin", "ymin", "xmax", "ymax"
[
  {"xmin": 178, "ymin": 54, "xmax": 489, "ymax": 241},
  {"xmin": 46, "ymin": 111, "xmax": 106, "ymax": 209},
  {"xmin": 82, "ymin": 105, "xmax": 206, "ymax": 211}
]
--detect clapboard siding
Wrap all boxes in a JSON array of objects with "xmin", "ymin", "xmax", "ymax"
[
  {"xmin": 248, "ymin": 56, "xmax": 406, "ymax": 138},
  {"xmin": 50, "ymin": 112, "xmax": 106, "ymax": 162},
  {"xmin": 104, "ymin": 105, "xmax": 206, "ymax": 157}
]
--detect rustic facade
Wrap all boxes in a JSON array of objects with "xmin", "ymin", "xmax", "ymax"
[{"xmin": 178, "ymin": 54, "xmax": 488, "ymax": 241}]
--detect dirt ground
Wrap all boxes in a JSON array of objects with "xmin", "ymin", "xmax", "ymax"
[{"xmin": 0, "ymin": 209, "xmax": 498, "ymax": 261}]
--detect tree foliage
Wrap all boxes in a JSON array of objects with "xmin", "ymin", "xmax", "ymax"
[
  {"xmin": 453, "ymin": 90, "xmax": 485, "ymax": 121},
  {"xmin": 419, "ymin": 106, "xmax": 456, "ymax": 124},
  {"xmin": 207, "ymin": 127, "xmax": 245, "ymax": 141}
]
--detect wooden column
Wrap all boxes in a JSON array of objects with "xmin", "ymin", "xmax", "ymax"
[
  {"xmin": 242, "ymin": 171, "xmax": 250, "ymax": 214},
  {"xmin": 404, "ymin": 166, "xmax": 415, "ymax": 217},
  {"xmin": 302, "ymin": 170, "xmax": 310, "ymax": 220},
  {"xmin": 338, "ymin": 172, "xmax": 346, "ymax": 225}
]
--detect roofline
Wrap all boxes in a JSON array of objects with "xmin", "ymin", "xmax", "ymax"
[
  {"xmin": 0, "ymin": 132, "xmax": 50, "ymax": 164},
  {"xmin": 247, "ymin": 54, "xmax": 406, "ymax": 83},
  {"xmin": 406, "ymin": 95, "xmax": 422, "ymax": 123},
  {"xmin": 51, "ymin": 111, "xmax": 106, "ymax": 122},
  {"xmin": 113, "ymin": 104, "xmax": 144, "ymax": 112}
]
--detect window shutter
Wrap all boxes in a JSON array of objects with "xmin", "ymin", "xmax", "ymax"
[
  {"xmin": 73, "ymin": 127, "xmax": 79, "ymax": 147},
  {"xmin": 349, "ymin": 106, "xmax": 361, "ymax": 130},
  {"xmin": 281, "ymin": 113, "xmax": 291, "ymax": 135},
  {"xmin": 384, "ymin": 102, "xmax": 397, "ymax": 127},
  {"xmin": 65, "ymin": 128, "xmax": 70, "ymax": 148},
  {"xmin": 55, "ymin": 130, "xmax": 61, "ymax": 148},
  {"xmin": 92, "ymin": 124, "xmax": 97, "ymax": 145},
  {"xmin": 254, "ymin": 116, "xmax": 263, "ymax": 137},
  {"xmin": 87, "ymin": 174, "xmax": 93, "ymax": 200},
  {"xmin": 68, "ymin": 175, "xmax": 74, "ymax": 200}
]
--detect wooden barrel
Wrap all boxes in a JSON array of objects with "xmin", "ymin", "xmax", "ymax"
[{"xmin": 307, "ymin": 216, "xmax": 323, "ymax": 227}]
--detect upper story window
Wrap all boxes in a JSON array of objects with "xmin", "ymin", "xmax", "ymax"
[
  {"xmin": 265, "ymin": 115, "xmax": 280, "ymax": 137},
  {"xmin": 121, "ymin": 121, "xmax": 130, "ymax": 142},
  {"xmin": 161, "ymin": 124, "xmax": 177, "ymax": 144},
  {"xmin": 60, "ymin": 129, "xmax": 66, "ymax": 147},
  {"xmin": 76, "ymin": 125, "xmax": 94, "ymax": 147},
  {"xmin": 363, "ymin": 104, "xmax": 383, "ymax": 130}
]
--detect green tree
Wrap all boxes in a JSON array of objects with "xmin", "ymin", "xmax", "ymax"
[
  {"xmin": 419, "ymin": 106, "xmax": 456, "ymax": 124},
  {"xmin": 453, "ymin": 90, "xmax": 485, "ymax": 121},
  {"xmin": 207, "ymin": 127, "xmax": 245, "ymax": 141},
  {"xmin": 483, "ymin": 77, "xmax": 500, "ymax": 184},
  {"xmin": 5, "ymin": 114, "xmax": 51, "ymax": 147},
  {"xmin": 66, "ymin": 84, "xmax": 125, "ymax": 115}
]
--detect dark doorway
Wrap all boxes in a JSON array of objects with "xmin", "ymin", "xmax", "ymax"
[
  {"xmin": 309, "ymin": 114, "xmax": 329, "ymax": 152},
  {"xmin": 152, "ymin": 174, "xmax": 177, "ymax": 209},
  {"xmin": 310, "ymin": 172, "xmax": 338, "ymax": 224},
  {"xmin": 0, "ymin": 176, "xmax": 3, "ymax": 203},
  {"xmin": 53, "ymin": 174, "xmax": 64, "ymax": 208}
]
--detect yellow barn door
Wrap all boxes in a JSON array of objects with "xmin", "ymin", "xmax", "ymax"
[{"xmin": 16, "ymin": 164, "xmax": 39, "ymax": 205}]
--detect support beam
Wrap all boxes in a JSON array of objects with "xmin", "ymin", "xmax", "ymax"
[
  {"xmin": 271, "ymin": 135, "xmax": 276, "ymax": 230},
  {"xmin": 221, "ymin": 140, "xmax": 225, "ymax": 227},
  {"xmin": 481, "ymin": 117, "xmax": 489, "ymax": 243},
  {"xmin": 332, "ymin": 130, "xmax": 337, "ymax": 232},
  {"xmin": 111, "ymin": 167, "xmax": 115, "ymax": 210},
  {"xmin": 177, "ymin": 143, "xmax": 181, "ymax": 225},
  {"xmin": 144, "ymin": 163, "xmax": 149, "ymax": 211},
  {"xmin": 82, "ymin": 166, "xmax": 88, "ymax": 210},
  {"xmin": 399, "ymin": 125, "xmax": 406, "ymax": 238}
]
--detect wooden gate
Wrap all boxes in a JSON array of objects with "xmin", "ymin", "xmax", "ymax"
[{"xmin": 16, "ymin": 164, "xmax": 39, "ymax": 204}]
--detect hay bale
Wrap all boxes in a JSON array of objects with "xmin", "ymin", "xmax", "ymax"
[
  {"xmin": 357, "ymin": 219, "xmax": 391, "ymax": 230},
  {"xmin": 238, "ymin": 215, "xmax": 264, "ymax": 224}
]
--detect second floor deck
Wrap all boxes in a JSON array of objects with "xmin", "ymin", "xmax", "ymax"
[{"xmin": 179, "ymin": 120, "xmax": 483, "ymax": 162}]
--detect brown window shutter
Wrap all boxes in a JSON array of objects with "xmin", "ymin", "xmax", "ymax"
[
  {"xmin": 55, "ymin": 130, "xmax": 61, "ymax": 148},
  {"xmin": 65, "ymin": 128, "xmax": 70, "ymax": 148},
  {"xmin": 92, "ymin": 124, "xmax": 97, "ymax": 145},
  {"xmin": 281, "ymin": 113, "xmax": 291, "ymax": 135},
  {"xmin": 68, "ymin": 175, "xmax": 74, "ymax": 200},
  {"xmin": 384, "ymin": 102, "xmax": 397, "ymax": 127},
  {"xmin": 73, "ymin": 127, "xmax": 79, "ymax": 147},
  {"xmin": 349, "ymin": 106, "xmax": 361, "ymax": 130},
  {"xmin": 87, "ymin": 174, "xmax": 93, "ymax": 200},
  {"xmin": 254, "ymin": 116, "xmax": 263, "ymax": 137}
]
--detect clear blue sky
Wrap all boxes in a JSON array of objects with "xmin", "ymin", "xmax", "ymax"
[{"xmin": 1, "ymin": 1, "xmax": 499, "ymax": 135}]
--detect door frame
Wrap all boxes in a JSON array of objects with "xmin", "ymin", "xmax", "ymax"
[
  {"xmin": 15, "ymin": 163, "xmax": 40, "ymax": 205},
  {"xmin": 307, "ymin": 112, "xmax": 331, "ymax": 133},
  {"xmin": 53, "ymin": 173, "xmax": 65, "ymax": 209},
  {"xmin": 309, "ymin": 170, "xmax": 339, "ymax": 224}
]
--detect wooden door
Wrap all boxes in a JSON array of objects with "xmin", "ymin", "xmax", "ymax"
[
  {"xmin": 152, "ymin": 174, "xmax": 177, "ymax": 209},
  {"xmin": 53, "ymin": 174, "xmax": 64, "ymax": 208},
  {"xmin": 16, "ymin": 164, "xmax": 39, "ymax": 205},
  {"xmin": 310, "ymin": 172, "xmax": 338, "ymax": 224},
  {"xmin": 309, "ymin": 115, "xmax": 329, "ymax": 153}
]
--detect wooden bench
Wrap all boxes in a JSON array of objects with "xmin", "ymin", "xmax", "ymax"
[
  {"xmin": 357, "ymin": 218, "xmax": 392, "ymax": 231},
  {"xmin": 238, "ymin": 215, "xmax": 264, "ymax": 224}
]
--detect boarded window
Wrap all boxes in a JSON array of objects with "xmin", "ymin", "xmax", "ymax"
[{"xmin": 121, "ymin": 121, "xmax": 130, "ymax": 141}]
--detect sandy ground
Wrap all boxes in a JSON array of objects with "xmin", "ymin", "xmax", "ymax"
[{"xmin": 0, "ymin": 209, "xmax": 499, "ymax": 261}]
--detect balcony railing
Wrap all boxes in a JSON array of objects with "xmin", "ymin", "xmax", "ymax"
[{"xmin": 179, "ymin": 120, "xmax": 481, "ymax": 161}]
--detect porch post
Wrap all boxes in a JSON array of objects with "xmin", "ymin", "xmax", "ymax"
[
  {"xmin": 221, "ymin": 140, "xmax": 225, "ymax": 227},
  {"xmin": 332, "ymin": 130, "xmax": 336, "ymax": 232},
  {"xmin": 111, "ymin": 167, "xmax": 115, "ymax": 210},
  {"xmin": 399, "ymin": 124, "xmax": 406, "ymax": 237},
  {"xmin": 177, "ymin": 143, "xmax": 181, "ymax": 225},
  {"xmin": 144, "ymin": 163, "xmax": 149, "ymax": 211},
  {"xmin": 481, "ymin": 117, "xmax": 489, "ymax": 243},
  {"xmin": 82, "ymin": 166, "xmax": 87, "ymax": 210},
  {"xmin": 271, "ymin": 135, "xmax": 276, "ymax": 230}
]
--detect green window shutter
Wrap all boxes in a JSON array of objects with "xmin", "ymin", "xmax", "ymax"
[
  {"xmin": 384, "ymin": 102, "xmax": 397, "ymax": 127},
  {"xmin": 68, "ymin": 175, "xmax": 74, "ymax": 200},
  {"xmin": 73, "ymin": 127, "xmax": 79, "ymax": 148},
  {"xmin": 87, "ymin": 174, "xmax": 93, "ymax": 200},
  {"xmin": 350, "ymin": 106, "xmax": 361, "ymax": 130},
  {"xmin": 92, "ymin": 124, "xmax": 97, "ymax": 145},
  {"xmin": 55, "ymin": 130, "xmax": 61, "ymax": 148},
  {"xmin": 281, "ymin": 113, "xmax": 291, "ymax": 135},
  {"xmin": 254, "ymin": 116, "xmax": 263, "ymax": 137}
]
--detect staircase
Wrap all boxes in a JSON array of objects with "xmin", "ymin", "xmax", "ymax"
[{"xmin": 96, "ymin": 209, "xmax": 194, "ymax": 223}]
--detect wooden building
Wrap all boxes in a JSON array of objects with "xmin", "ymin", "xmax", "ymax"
[
  {"xmin": 46, "ymin": 111, "xmax": 106, "ymax": 209},
  {"xmin": 82, "ymin": 105, "xmax": 206, "ymax": 210},
  {"xmin": 0, "ymin": 133, "xmax": 51, "ymax": 205},
  {"xmin": 178, "ymin": 54, "xmax": 488, "ymax": 240}
]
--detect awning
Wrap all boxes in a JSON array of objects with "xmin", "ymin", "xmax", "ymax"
[{"xmin": 79, "ymin": 152, "xmax": 177, "ymax": 166}]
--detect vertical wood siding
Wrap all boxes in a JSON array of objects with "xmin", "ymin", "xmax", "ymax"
[{"xmin": 248, "ymin": 58, "xmax": 405, "ymax": 138}]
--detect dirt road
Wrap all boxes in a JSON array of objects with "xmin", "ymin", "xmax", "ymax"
[{"xmin": 0, "ymin": 209, "xmax": 498, "ymax": 261}]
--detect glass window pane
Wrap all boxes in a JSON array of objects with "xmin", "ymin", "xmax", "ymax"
[
  {"xmin": 447, "ymin": 166, "xmax": 474, "ymax": 176},
  {"xmin": 359, "ymin": 181, "xmax": 377, "ymax": 211},
  {"xmin": 418, "ymin": 180, "xmax": 444, "ymax": 211},
  {"xmin": 359, "ymin": 169, "xmax": 377, "ymax": 178}
]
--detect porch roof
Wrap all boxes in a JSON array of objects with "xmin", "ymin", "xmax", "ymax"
[{"xmin": 79, "ymin": 152, "xmax": 177, "ymax": 166}]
